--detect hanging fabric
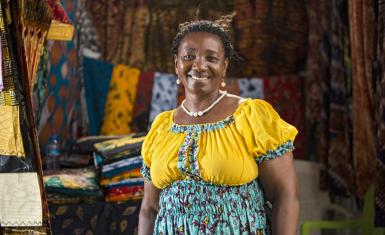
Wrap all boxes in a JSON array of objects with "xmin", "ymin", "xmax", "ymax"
[
  {"xmin": 11, "ymin": 0, "xmax": 52, "ymax": 96},
  {"xmin": 238, "ymin": 78, "xmax": 264, "ymax": 99},
  {"xmin": 148, "ymin": 72, "xmax": 178, "ymax": 124},
  {"xmin": 100, "ymin": 64, "xmax": 140, "ymax": 135},
  {"xmin": 131, "ymin": 71, "xmax": 155, "ymax": 133},
  {"xmin": 83, "ymin": 57, "xmax": 113, "ymax": 135},
  {"xmin": 0, "ymin": 106, "xmax": 25, "ymax": 157}
]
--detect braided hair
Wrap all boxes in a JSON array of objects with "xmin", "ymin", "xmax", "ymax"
[{"xmin": 171, "ymin": 13, "xmax": 240, "ymax": 61}]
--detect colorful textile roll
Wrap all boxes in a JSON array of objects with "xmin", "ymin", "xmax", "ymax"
[
  {"xmin": 100, "ymin": 65, "xmax": 140, "ymax": 135},
  {"xmin": 238, "ymin": 78, "xmax": 264, "ymax": 99},
  {"xmin": 83, "ymin": 57, "xmax": 113, "ymax": 135},
  {"xmin": 0, "ymin": 106, "xmax": 25, "ymax": 157},
  {"xmin": 149, "ymin": 72, "xmax": 178, "ymax": 124}
]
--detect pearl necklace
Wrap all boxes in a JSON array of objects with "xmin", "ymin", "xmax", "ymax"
[{"xmin": 181, "ymin": 91, "xmax": 228, "ymax": 117}]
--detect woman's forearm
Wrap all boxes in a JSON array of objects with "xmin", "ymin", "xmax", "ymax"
[
  {"xmin": 138, "ymin": 207, "xmax": 158, "ymax": 235},
  {"xmin": 271, "ymin": 194, "xmax": 299, "ymax": 235}
]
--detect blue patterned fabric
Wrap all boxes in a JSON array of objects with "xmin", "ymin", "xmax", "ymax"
[
  {"xmin": 148, "ymin": 73, "xmax": 178, "ymax": 124},
  {"xmin": 239, "ymin": 78, "xmax": 264, "ymax": 99},
  {"xmin": 83, "ymin": 57, "xmax": 113, "ymax": 135},
  {"xmin": 155, "ymin": 179, "xmax": 270, "ymax": 234}
]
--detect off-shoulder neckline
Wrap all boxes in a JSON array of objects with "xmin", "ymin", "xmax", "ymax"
[{"xmin": 169, "ymin": 98, "xmax": 251, "ymax": 129}]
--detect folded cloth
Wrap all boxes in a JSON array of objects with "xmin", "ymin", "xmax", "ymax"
[
  {"xmin": 104, "ymin": 178, "xmax": 144, "ymax": 189},
  {"xmin": 107, "ymin": 185, "xmax": 144, "ymax": 197},
  {"xmin": 94, "ymin": 136, "xmax": 145, "ymax": 157},
  {"xmin": 45, "ymin": 187, "xmax": 103, "ymax": 197},
  {"xmin": 44, "ymin": 168, "xmax": 100, "ymax": 191},
  {"xmin": 101, "ymin": 156, "xmax": 142, "ymax": 172},
  {"xmin": 100, "ymin": 168, "xmax": 141, "ymax": 186},
  {"xmin": 105, "ymin": 194, "xmax": 143, "ymax": 202},
  {"xmin": 106, "ymin": 186, "xmax": 144, "ymax": 201},
  {"xmin": 101, "ymin": 163, "xmax": 142, "ymax": 179}
]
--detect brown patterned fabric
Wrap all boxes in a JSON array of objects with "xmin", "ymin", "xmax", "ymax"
[
  {"xmin": 233, "ymin": 0, "xmax": 308, "ymax": 77},
  {"xmin": 304, "ymin": 0, "xmax": 331, "ymax": 188},
  {"xmin": 304, "ymin": 0, "xmax": 364, "ymax": 197},
  {"xmin": 84, "ymin": 0, "xmax": 148, "ymax": 67},
  {"xmin": 85, "ymin": 0, "xmax": 233, "ymax": 73},
  {"xmin": 349, "ymin": 0, "xmax": 376, "ymax": 197}
]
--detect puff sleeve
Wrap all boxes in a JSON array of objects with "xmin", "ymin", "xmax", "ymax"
[
  {"xmin": 235, "ymin": 99, "xmax": 298, "ymax": 163},
  {"xmin": 140, "ymin": 112, "xmax": 171, "ymax": 182}
]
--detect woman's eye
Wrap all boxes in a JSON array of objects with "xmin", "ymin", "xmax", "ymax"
[
  {"xmin": 183, "ymin": 54, "xmax": 194, "ymax": 60},
  {"xmin": 207, "ymin": 56, "xmax": 218, "ymax": 62}
]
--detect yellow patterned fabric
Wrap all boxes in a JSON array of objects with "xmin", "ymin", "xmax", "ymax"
[
  {"xmin": 142, "ymin": 99, "xmax": 298, "ymax": 189},
  {"xmin": 100, "ymin": 65, "xmax": 140, "ymax": 135},
  {"xmin": 0, "ymin": 106, "xmax": 25, "ymax": 157}
]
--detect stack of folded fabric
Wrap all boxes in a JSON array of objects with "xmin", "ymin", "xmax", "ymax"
[
  {"xmin": 43, "ymin": 168, "xmax": 103, "ymax": 204},
  {"xmin": 93, "ymin": 135, "xmax": 146, "ymax": 202}
]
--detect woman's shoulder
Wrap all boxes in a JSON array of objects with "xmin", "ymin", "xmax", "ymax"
[
  {"xmin": 233, "ymin": 97, "xmax": 279, "ymax": 122},
  {"xmin": 149, "ymin": 110, "xmax": 174, "ymax": 130}
]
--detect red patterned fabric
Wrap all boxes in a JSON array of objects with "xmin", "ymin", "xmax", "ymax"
[
  {"xmin": 263, "ymin": 75, "xmax": 305, "ymax": 159},
  {"xmin": 132, "ymin": 72, "xmax": 155, "ymax": 133},
  {"xmin": 47, "ymin": 0, "xmax": 71, "ymax": 24}
]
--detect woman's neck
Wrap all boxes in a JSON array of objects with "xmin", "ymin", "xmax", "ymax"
[{"xmin": 184, "ymin": 90, "xmax": 221, "ymax": 112}]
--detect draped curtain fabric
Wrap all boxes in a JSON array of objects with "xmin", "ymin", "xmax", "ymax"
[
  {"xmin": 305, "ymin": 0, "xmax": 335, "ymax": 189},
  {"xmin": 327, "ymin": 0, "xmax": 355, "ymax": 196},
  {"xmin": 375, "ymin": 0, "xmax": 385, "ymax": 226},
  {"xmin": 349, "ymin": 0, "xmax": 377, "ymax": 197},
  {"xmin": 305, "ymin": 0, "xmax": 357, "ymax": 195}
]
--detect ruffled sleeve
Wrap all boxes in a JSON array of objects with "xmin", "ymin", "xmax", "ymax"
[
  {"xmin": 140, "ymin": 111, "xmax": 172, "ymax": 182},
  {"xmin": 235, "ymin": 99, "xmax": 298, "ymax": 163}
]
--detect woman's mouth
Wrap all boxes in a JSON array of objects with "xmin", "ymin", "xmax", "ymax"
[{"xmin": 187, "ymin": 75, "xmax": 210, "ymax": 81}]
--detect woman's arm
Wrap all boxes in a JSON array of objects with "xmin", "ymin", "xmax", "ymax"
[
  {"xmin": 258, "ymin": 151, "xmax": 299, "ymax": 235},
  {"xmin": 138, "ymin": 181, "xmax": 161, "ymax": 235}
]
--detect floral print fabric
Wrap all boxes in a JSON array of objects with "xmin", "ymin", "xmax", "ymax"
[{"xmin": 155, "ymin": 179, "xmax": 269, "ymax": 235}]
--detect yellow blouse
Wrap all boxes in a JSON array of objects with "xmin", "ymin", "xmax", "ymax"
[{"xmin": 141, "ymin": 99, "xmax": 298, "ymax": 189}]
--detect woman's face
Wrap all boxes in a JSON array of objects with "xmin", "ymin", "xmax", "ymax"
[{"xmin": 175, "ymin": 32, "xmax": 228, "ymax": 96}]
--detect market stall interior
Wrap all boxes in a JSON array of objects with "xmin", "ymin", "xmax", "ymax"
[{"xmin": 0, "ymin": 0, "xmax": 384, "ymax": 234}]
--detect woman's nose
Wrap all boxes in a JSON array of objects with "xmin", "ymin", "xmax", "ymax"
[{"xmin": 192, "ymin": 57, "xmax": 208, "ymax": 71}]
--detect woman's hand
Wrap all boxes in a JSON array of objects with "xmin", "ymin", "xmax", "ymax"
[
  {"xmin": 258, "ymin": 151, "xmax": 300, "ymax": 235},
  {"xmin": 138, "ymin": 182, "xmax": 161, "ymax": 235}
]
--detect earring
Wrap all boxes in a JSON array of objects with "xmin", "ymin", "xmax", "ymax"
[
  {"xmin": 221, "ymin": 81, "xmax": 226, "ymax": 87},
  {"xmin": 176, "ymin": 79, "xmax": 181, "ymax": 85}
]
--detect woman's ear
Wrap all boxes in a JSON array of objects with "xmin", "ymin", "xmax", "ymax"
[
  {"xmin": 223, "ymin": 58, "xmax": 229, "ymax": 77},
  {"xmin": 174, "ymin": 55, "xmax": 179, "ymax": 75}
]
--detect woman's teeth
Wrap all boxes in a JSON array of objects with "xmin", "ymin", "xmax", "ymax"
[{"xmin": 190, "ymin": 75, "xmax": 209, "ymax": 81}]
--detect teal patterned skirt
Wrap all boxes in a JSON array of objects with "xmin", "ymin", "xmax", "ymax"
[{"xmin": 154, "ymin": 179, "xmax": 270, "ymax": 235}]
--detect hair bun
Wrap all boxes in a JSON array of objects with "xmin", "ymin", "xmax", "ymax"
[{"xmin": 214, "ymin": 12, "xmax": 236, "ymax": 32}]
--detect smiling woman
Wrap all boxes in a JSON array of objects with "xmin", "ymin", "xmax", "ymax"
[{"xmin": 138, "ymin": 14, "xmax": 299, "ymax": 235}]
